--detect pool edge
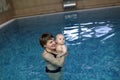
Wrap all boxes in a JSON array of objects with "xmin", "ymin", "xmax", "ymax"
[{"xmin": 0, "ymin": 19, "xmax": 15, "ymax": 29}]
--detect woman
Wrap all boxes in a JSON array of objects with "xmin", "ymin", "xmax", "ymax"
[{"xmin": 39, "ymin": 33, "xmax": 66, "ymax": 80}]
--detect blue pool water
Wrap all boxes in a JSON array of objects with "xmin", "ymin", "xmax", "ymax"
[{"xmin": 0, "ymin": 7, "xmax": 120, "ymax": 80}]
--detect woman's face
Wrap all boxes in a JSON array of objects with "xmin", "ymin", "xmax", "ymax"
[{"xmin": 44, "ymin": 38, "xmax": 56, "ymax": 50}]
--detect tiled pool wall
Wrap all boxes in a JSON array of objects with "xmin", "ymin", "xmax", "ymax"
[
  {"xmin": 0, "ymin": 0, "xmax": 14, "ymax": 24},
  {"xmin": 0, "ymin": 5, "xmax": 120, "ymax": 30},
  {"xmin": 0, "ymin": 0, "xmax": 120, "ymax": 24}
]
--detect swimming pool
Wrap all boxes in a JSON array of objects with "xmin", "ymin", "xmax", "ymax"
[{"xmin": 0, "ymin": 6, "xmax": 120, "ymax": 80}]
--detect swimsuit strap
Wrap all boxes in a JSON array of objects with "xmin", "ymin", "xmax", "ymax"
[{"xmin": 45, "ymin": 50, "xmax": 57, "ymax": 58}]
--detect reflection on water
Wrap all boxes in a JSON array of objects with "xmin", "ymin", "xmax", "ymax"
[
  {"xmin": 64, "ymin": 13, "xmax": 114, "ymax": 45},
  {"xmin": 64, "ymin": 26, "xmax": 79, "ymax": 41},
  {"xmin": 101, "ymin": 33, "xmax": 115, "ymax": 42},
  {"xmin": 94, "ymin": 24, "xmax": 113, "ymax": 38}
]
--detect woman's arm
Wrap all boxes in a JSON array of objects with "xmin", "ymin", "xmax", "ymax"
[{"xmin": 43, "ymin": 53, "xmax": 65, "ymax": 67}]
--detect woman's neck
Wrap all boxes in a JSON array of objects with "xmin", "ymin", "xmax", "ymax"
[
  {"xmin": 45, "ymin": 48, "xmax": 56, "ymax": 53},
  {"xmin": 45, "ymin": 48, "xmax": 53, "ymax": 52}
]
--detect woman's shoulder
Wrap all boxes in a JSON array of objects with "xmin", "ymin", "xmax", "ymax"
[
  {"xmin": 42, "ymin": 51, "xmax": 48, "ymax": 57},
  {"xmin": 42, "ymin": 51, "xmax": 53, "ymax": 59}
]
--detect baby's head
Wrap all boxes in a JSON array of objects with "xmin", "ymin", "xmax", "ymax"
[{"xmin": 56, "ymin": 34, "xmax": 65, "ymax": 45}]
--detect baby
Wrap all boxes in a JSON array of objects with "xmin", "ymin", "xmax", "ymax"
[{"xmin": 55, "ymin": 34, "xmax": 68, "ymax": 57}]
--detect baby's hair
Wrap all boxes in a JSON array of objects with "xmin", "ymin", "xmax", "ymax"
[{"xmin": 56, "ymin": 34, "xmax": 64, "ymax": 38}]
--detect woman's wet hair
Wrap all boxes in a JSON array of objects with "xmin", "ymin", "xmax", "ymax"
[{"xmin": 39, "ymin": 33, "xmax": 54, "ymax": 48}]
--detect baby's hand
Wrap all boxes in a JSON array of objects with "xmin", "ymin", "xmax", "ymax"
[{"xmin": 57, "ymin": 54, "xmax": 61, "ymax": 58}]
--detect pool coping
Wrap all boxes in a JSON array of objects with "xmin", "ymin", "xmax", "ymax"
[
  {"xmin": 0, "ymin": 5, "xmax": 120, "ymax": 29},
  {"xmin": 16, "ymin": 5, "xmax": 120, "ymax": 19},
  {"xmin": 0, "ymin": 19, "xmax": 15, "ymax": 29}
]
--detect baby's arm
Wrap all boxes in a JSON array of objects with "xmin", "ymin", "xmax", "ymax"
[{"xmin": 62, "ymin": 45, "xmax": 67, "ymax": 54}]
